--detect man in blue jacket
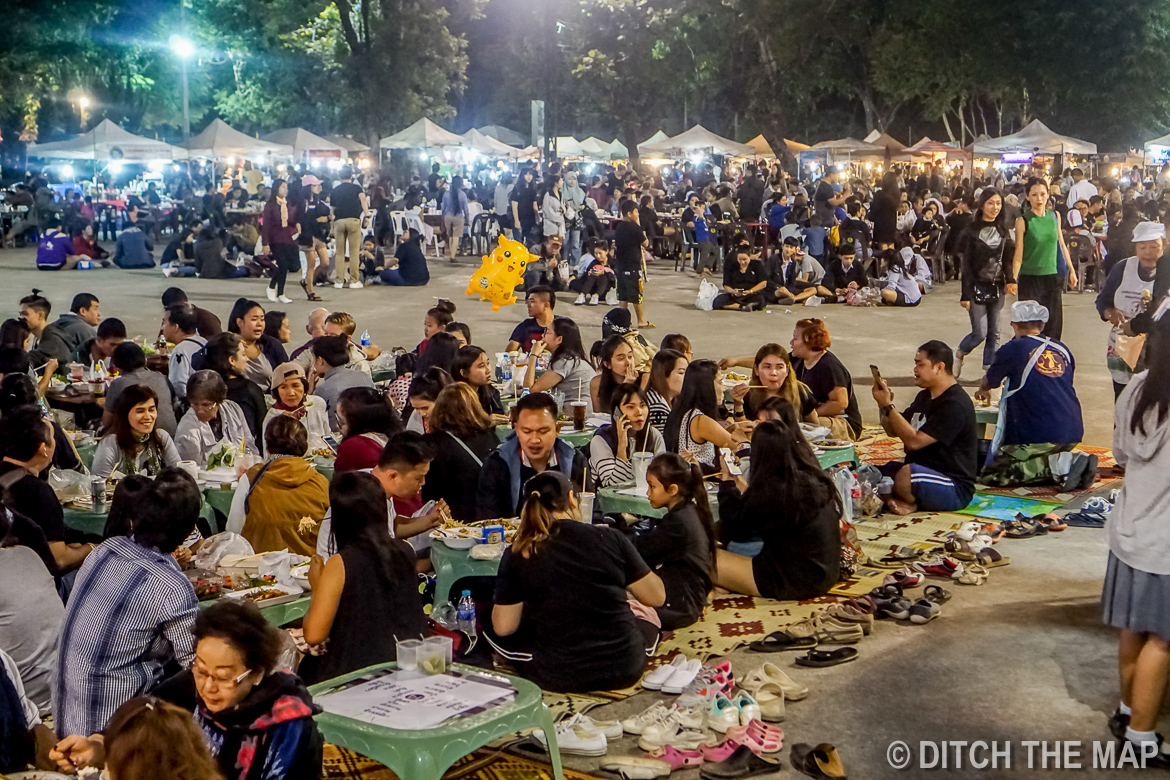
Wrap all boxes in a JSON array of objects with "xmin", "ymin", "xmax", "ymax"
[{"xmin": 112, "ymin": 206, "xmax": 155, "ymax": 269}]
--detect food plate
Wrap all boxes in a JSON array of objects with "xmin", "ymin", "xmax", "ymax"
[
  {"xmin": 819, "ymin": 439, "xmax": 854, "ymax": 450},
  {"xmin": 4, "ymin": 772, "xmax": 77, "ymax": 779},
  {"xmin": 290, "ymin": 562, "xmax": 312, "ymax": 591},
  {"xmin": 224, "ymin": 584, "xmax": 303, "ymax": 606},
  {"xmin": 429, "ymin": 528, "xmax": 480, "ymax": 549}
]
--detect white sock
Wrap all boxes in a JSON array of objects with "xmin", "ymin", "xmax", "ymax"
[
  {"xmin": 1126, "ymin": 726, "xmax": 1157, "ymax": 745},
  {"xmin": 1120, "ymin": 702, "xmax": 1133, "ymax": 716}
]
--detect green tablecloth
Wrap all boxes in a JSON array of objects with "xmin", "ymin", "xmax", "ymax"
[
  {"xmin": 64, "ymin": 499, "xmax": 218, "ymax": 538},
  {"xmin": 76, "ymin": 440, "xmax": 97, "ymax": 469}
]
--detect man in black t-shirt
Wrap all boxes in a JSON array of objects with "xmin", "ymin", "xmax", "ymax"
[
  {"xmin": 504, "ymin": 286, "xmax": 562, "ymax": 353},
  {"xmin": 330, "ymin": 166, "xmax": 369, "ymax": 289},
  {"xmin": 789, "ymin": 318, "xmax": 862, "ymax": 439},
  {"xmin": 812, "ymin": 168, "xmax": 850, "ymax": 227},
  {"xmin": 614, "ymin": 200, "xmax": 650, "ymax": 327},
  {"xmin": 872, "ymin": 340, "xmax": 977, "ymax": 514}
]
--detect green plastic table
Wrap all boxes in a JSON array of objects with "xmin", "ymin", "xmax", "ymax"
[
  {"xmin": 64, "ymin": 500, "xmax": 219, "ymax": 538},
  {"xmin": 371, "ymin": 368, "xmax": 397, "ymax": 384},
  {"xmin": 200, "ymin": 593, "xmax": 311, "ymax": 626},
  {"xmin": 76, "ymin": 440, "xmax": 97, "ymax": 469},
  {"xmin": 430, "ymin": 541, "xmax": 502, "ymax": 609},
  {"xmin": 975, "ymin": 406, "xmax": 998, "ymax": 438},
  {"xmin": 203, "ymin": 487, "xmax": 236, "ymax": 527},
  {"xmin": 308, "ymin": 663, "xmax": 562, "ymax": 780}
]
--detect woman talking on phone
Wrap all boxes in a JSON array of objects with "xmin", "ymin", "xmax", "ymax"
[{"xmin": 587, "ymin": 384, "xmax": 666, "ymax": 489}]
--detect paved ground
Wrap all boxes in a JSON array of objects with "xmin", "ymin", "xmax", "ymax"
[{"xmin": 0, "ymin": 246, "xmax": 1141, "ymax": 777}]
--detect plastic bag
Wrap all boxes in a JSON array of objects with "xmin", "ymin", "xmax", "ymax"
[
  {"xmin": 847, "ymin": 287, "xmax": 882, "ymax": 307},
  {"xmin": 48, "ymin": 469, "xmax": 90, "ymax": 501},
  {"xmin": 696, "ymin": 279, "xmax": 719, "ymax": 311},
  {"xmin": 192, "ymin": 532, "xmax": 255, "ymax": 571}
]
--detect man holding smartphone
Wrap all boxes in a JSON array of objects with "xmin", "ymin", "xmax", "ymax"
[{"xmin": 871, "ymin": 341, "xmax": 977, "ymax": 515}]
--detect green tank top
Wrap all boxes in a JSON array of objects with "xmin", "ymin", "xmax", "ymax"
[{"xmin": 1020, "ymin": 209, "xmax": 1058, "ymax": 276}]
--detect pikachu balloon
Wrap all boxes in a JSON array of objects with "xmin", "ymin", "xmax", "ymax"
[{"xmin": 466, "ymin": 234, "xmax": 533, "ymax": 310}]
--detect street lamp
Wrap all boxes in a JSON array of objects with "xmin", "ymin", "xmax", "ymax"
[
  {"xmin": 77, "ymin": 95, "xmax": 91, "ymax": 130},
  {"xmin": 169, "ymin": 34, "xmax": 194, "ymax": 141}
]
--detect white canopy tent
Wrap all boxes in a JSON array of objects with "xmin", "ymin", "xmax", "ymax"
[
  {"xmin": 261, "ymin": 128, "xmax": 345, "ymax": 157},
  {"xmin": 325, "ymin": 134, "xmax": 371, "ymax": 154},
  {"xmin": 459, "ymin": 128, "xmax": 523, "ymax": 158},
  {"xmin": 379, "ymin": 118, "xmax": 465, "ymax": 150},
  {"xmin": 478, "ymin": 125, "xmax": 527, "ymax": 147},
  {"xmin": 1144, "ymin": 131, "xmax": 1170, "ymax": 160},
  {"xmin": 27, "ymin": 119, "xmax": 186, "ymax": 160},
  {"xmin": 638, "ymin": 130, "xmax": 669, "ymax": 154},
  {"xmin": 180, "ymin": 119, "xmax": 293, "ymax": 160},
  {"xmin": 608, "ymin": 138, "xmax": 630, "ymax": 159},
  {"xmin": 579, "ymin": 136, "xmax": 613, "ymax": 160},
  {"xmin": 809, "ymin": 137, "xmax": 886, "ymax": 158},
  {"xmin": 640, "ymin": 125, "xmax": 754, "ymax": 158},
  {"xmin": 972, "ymin": 119, "xmax": 1096, "ymax": 157},
  {"xmin": 555, "ymin": 136, "xmax": 587, "ymax": 157}
]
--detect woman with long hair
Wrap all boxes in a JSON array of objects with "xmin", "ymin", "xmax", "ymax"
[
  {"xmin": 646, "ymin": 348, "xmax": 687, "ymax": 434},
  {"xmin": 541, "ymin": 174, "xmax": 566, "ymax": 243},
  {"xmin": 1009, "ymin": 177, "xmax": 1077, "ymax": 339},
  {"xmin": 730, "ymin": 343, "xmax": 815, "ymax": 422},
  {"xmin": 297, "ymin": 175, "xmax": 330, "ymax": 300},
  {"xmin": 226, "ymin": 297, "xmax": 288, "ymax": 388},
  {"xmin": 589, "ymin": 335, "xmax": 641, "ymax": 414},
  {"xmin": 334, "ymin": 386, "xmax": 403, "ymax": 473},
  {"xmin": 453, "ymin": 345, "xmax": 506, "ymax": 419},
  {"xmin": 664, "ymin": 359, "xmax": 752, "ymax": 472},
  {"xmin": 490, "ymin": 471, "xmax": 664, "ymax": 692},
  {"xmin": 404, "ymin": 367, "xmax": 453, "ymax": 434},
  {"xmin": 641, "ymin": 453, "xmax": 717, "ymax": 630},
  {"xmin": 203, "ymin": 332, "xmax": 267, "ymax": 445},
  {"xmin": 524, "ymin": 317, "xmax": 596, "ymax": 411},
  {"xmin": 91, "ymin": 385, "xmax": 181, "ymax": 480},
  {"xmin": 441, "ymin": 176, "xmax": 469, "ymax": 262},
  {"xmin": 871, "ymin": 171, "xmax": 901, "ymax": 251},
  {"xmin": 1103, "ymin": 309, "xmax": 1170, "ymax": 764},
  {"xmin": 93, "ymin": 697, "xmax": 225, "ymax": 780},
  {"xmin": 956, "ymin": 187, "xmax": 1014, "ymax": 376},
  {"xmin": 423, "ymin": 382, "xmax": 501, "ymax": 521},
  {"xmin": 260, "ymin": 178, "xmax": 300, "ymax": 304},
  {"xmin": 588, "ymin": 383, "xmax": 666, "ymax": 489},
  {"xmin": 301, "ymin": 471, "xmax": 426, "ymax": 684},
  {"xmin": 713, "ymin": 418, "xmax": 842, "ymax": 599}
]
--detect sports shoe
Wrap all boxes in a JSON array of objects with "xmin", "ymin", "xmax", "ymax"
[
  {"xmin": 733, "ymin": 692, "xmax": 762, "ymax": 726},
  {"xmin": 954, "ymin": 351, "xmax": 964, "ymax": 379},
  {"xmin": 912, "ymin": 555, "xmax": 964, "ymax": 579},
  {"xmin": 643, "ymin": 655, "xmax": 689, "ymax": 691},
  {"xmin": 600, "ymin": 756, "xmax": 672, "ymax": 779},
  {"xmin": 574, "ymin": 294, "xmax": 587, "ymax": 305},
  {"xmin": 534, "ymin": 714, "xmax": 608, "ymax": 756},
  {"xmin": 707, "ymin": 693, "xmax": 740, "ymax": 733},
  {"xmin": 638, "ymin": 716, "xmax": 711, "ymax": 752},
  {"xmin": 823, "ymin": 602, "xmax": 875, "ymax": 635},
  {"xmin": 1109, "ymin": 708, "xmax": 1131, "ymax": 740},
  {"xmin": 622, "ymin": 701, "xmax": 673, "ymax": 735},
  {"xmin": 350, "ymin": 281, "xmax": 363, "ymax": 290},
  {"xmin": 883, "ymin": 567, "xmax": 923, "ymax": 589},
  {"xmin": 334, "ymin": 281, "xmax": 345, "ymax": 289},
  {"xmin": 266, "ymin": 287, "xmax": 278, "ymax": 302},
  {"xmin": 676, "ymin": 702, "xmax": 707, "ymax": 730},
  {"xmin": 661, "ymin": 658, "xmax": 703, "ymax": 694},
  {"xmin": 908, "ymin": 598, "xmax": 941, "ymax": 624},
  {"xmin": 678, "ymin": 661, "xmax": 733, "ymax": 705},
  {"xmin": 579, "ymin": 713, "xmax": 624, "ymax": 740},
  {"xmin": 278, "ymin": 295, "xmax": 293, "ymax": 304},
  {"xmin": 588, "ymin": 294, "xmax": 600, "ymax": 305},
  {"xmin": 161, "ymin": 266, "xmax": 174, "ymax": 277}
]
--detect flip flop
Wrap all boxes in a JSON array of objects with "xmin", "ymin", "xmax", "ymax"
[
  {"xmin": 955, "ymin": 564, "xmax": 989, "ymax": 585},
  {"xmin": 639, "ymin": 322, "xmax": 657, "ymax": 329},
  {"xmin": 748, "ymin": 630, "xmax": 817, "ymax": 652},
  {"xmin": 1039, "ymin": 513, "xmax": 1068, "ymax": 531},
  {"xmin": 923, "ymin": 585, "xmax": 951, "ymax": 604},
  {"xmin": 975, "ymin": 547, "xmax": 1010, "ymax": 568},
  {"xmin": 790, "ymin": 742, "xmax": 848, "ymax": 779},
  {"xmin": 1002, "ymin": 515, "xmax": 1048, "ymax": 539},
  {"xmin": 795, "ymin": 647, "xmax": 859, "ymax": 668}
]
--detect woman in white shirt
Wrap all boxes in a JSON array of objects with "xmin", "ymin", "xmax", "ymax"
[
  {"xmin": 262, "ymin": 362, "xmax": 330, "ymax": 452},
  {"xmin": 174, "ymin": 370, "xmax": 259, "ymax": 464},
  {"xmin": 588, "ymin": 384, "xmax": 666, "ymax": 488},
  {"xmin": 541, "ymin": 175, "xmax": 566, "ymax": 240},
  {"xmin": 92, "ymin": 384, "xmax": 181, "ymax": 479},
  {"xmin": 523, "ymin": 317, "xmax": 596, "ymax": 413}
]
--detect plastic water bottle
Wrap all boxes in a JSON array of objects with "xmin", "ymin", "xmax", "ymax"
[
  {"xmin": 359, "ymin": 330, "xmax": 371, "ymax": 348},
  {"xmin": 456, "ymin": 590, "xmax": 476, "ymax": 636}
]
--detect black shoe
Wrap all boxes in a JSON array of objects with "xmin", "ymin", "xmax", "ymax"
[
  {"xmin": 1062, "ymin": 453, "xmax": 1090, "ymax": 492},
  {"xmin": 1110, "ymin": 709, "xmax": 1130, "ymax": 740},
  {"xmin": 700, "ymin": 744, "xmax": 783, "ymax": 779},
  {"xmin": 1118, "ymin": 733, "xmax": 1170, "ymax": 769},
  {"xmin": 1079, "ymin": 454, "xmax": 1099, "ymax": 490}
]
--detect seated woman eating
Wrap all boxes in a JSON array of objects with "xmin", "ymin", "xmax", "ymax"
[
  {"xmin": 51, "ymin": 599, "xmax": 323, "ymax": 779},
  {"xmin": 262, "ymin": 362, "xmax": 330, "ymax": 452},
  {"xmin": 637, "ymin": 453, "xmax": 716, "ymax": 630},
  {"xmin": 588, "ymin": 383, "xmax": 666, "ymax": 489},
  {"xmin": 173, "ymin": 370, "xmax": 259, "ymax": 464},
  {"xmin": 714, "ymin": 415, "xmax": 842, "ymax": 600},
  {"xmin": 423, "ymin": 382, "xmax": 501, "ymax": 522},
  {"xmin": 204, "ymin": 331, "xmax": 268, "ymax": 447},
  {"xmin": 333, "ymin": 386, "xmax": 403, "ymax": 473},
  {"xmin": 490, "ymin": 471, "xmax": 665, "ymax": 692},
  {"xmin": 728, "ymin": 343, "xmax": 818, "ymax": 422},
  {"xmin": 226, "ymin": 415, "xmax": 330, "ymax": 556},
  {"xmin": 300, "ymin": 470, "xmax": 427, "ymax": 685},
  {"xmin": 404, "ymin": 367, "xmax": 453, "ymax": 434},
  {"xmin": 664, "ymin": 359, "xmax": 753, "ymax": 474},
  {"xmin": 523, "ymin": 317, "xmax": 596, "ymax": 413},
  {"xmin": 91, "ymin": 385, "xmax": 182, "ymax": 480},
  {"xmin": 453, "ymin": 345, "xmax": 507, "ymax": 421}
]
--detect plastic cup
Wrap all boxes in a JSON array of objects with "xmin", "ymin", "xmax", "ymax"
[
  {"xmin": 423, "ymin": 635, "xmax": 453, "ymax": 666},
  {"xmin": 633, "ymin": 452, "xmax": 654, "ymax": 494},
  {"xmin": 178, "ymin": 460, "xmax": 199, "ymax": 481},
  {"xmin": 417, "ymin": 639, "xmax": 448, "ymax": 675},
  {"xmin": 578, "ymin": 492, "xmax": 596, "ymax": 522},
  {"xmin": 571, "ymin": 401, "xmax": 587, "ymax": 431},
  {"xmin": 68, "ymin": 363, "xmax": 84, "ymax": 382},
  {"xmin": 396, "ymin": 639, "xmax": 423, "ymax": 671}
]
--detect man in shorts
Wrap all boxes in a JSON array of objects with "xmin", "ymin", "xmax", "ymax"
[
  {"xmin": 614, "ymin": 200, "xmax": 651, "ymax": 327},
  {"xmin": 871, "ymin": 340, "xmax": 977, "ymax": 514}
]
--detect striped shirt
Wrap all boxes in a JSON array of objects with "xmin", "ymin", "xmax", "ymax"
[{"xmin": 53, "ymin": 536, "xmax": 197, "ymax": 736}]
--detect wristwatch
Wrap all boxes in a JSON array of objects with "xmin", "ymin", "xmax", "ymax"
[{"xmin": 881, "ymin": 403, "xmax": 896, "ymax": 416}]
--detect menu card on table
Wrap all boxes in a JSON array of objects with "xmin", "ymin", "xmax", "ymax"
[{"xmin": 316, "ymin": 669, "xmax": 516, "ymax": 731}]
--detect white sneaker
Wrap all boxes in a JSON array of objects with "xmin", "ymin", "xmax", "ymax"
[
  {"xmin": 661, "ymin": 658, "xmax": 702, "ymax": 694},
  {"xmin": 637, "ymin": 710, "xmax": 682, "ymax": 748},
  {"xmin": 534, "ymin": 714, "xmax": 608, "ymax": 756},
  {"xmin": 643, "ymin": 656, "xmax": 688, "ymax": 691},
  {"xmin": 278, "ymin": 295, "xmax": 293, "ymax": 304},
  {"xmin": 638, "ymin": 717, "xmax": 710, "ymax": 752},
  {"xmin": 161, "ymin": 266, "xmax": 174, "ymax": 277},
  {"xmin": 954, "ymin": 351, "xmax": 965, "ymax": 379},
  {"xmin": 350, "ymin": 281, "xmax": 363, "ymax": 289},
  {"xmin": 734, "ymin": 692, "xmax": 762, "ymax": 725},
  {"xmin": 677, "ymin": 702, "xmax": 707, "ymax": 730},
  {"xmin": 334, "ymin": 281, "xmax": 345, "ymax": 289},
  {"xmin": 578, "ymin": 714, "xmax": 623, "ymax": 740},
  {"xmin": 621, "ymin": 701, "xmax": 673, "ymax": 735},
  {"xmin": 266, "ymin": 287, "xmax": 277, "ymax": 302},
  {"xmin": 706, "ymin": 693, "xmax": 740, "ymax": 733},
  {"xmin": 574, "ymin": 294, "xmax": 587, "ymax": 305},
  {"xmin": 599, "ymin": 756, "xmax": 672, "ymax": 779},
  {"xmin": 588, "ymin": 294, "xmax": 600, "ymax": 305}
]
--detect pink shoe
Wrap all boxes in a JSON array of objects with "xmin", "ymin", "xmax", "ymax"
[
  {"xmin": 725, "ymin": 722, "xmax": 784, "ymax": 754},
  {"xmin": 646, "ymin": 745, "xmax": 704, "ymax": 769},
  {"xmin": 700, "ymin": 738, "xmax": 743, "ymax": 763}
]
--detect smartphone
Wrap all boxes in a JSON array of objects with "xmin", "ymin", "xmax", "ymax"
[{"xmin": 869, "ymin": 364, "xmax": 883, "ymax": 385}]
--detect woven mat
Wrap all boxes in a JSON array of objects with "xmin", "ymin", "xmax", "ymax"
[{"xmin": 323, "ymin": 744, "xmax": 605, "ymax": 780}]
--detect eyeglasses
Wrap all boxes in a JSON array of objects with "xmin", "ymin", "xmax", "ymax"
[{"xmin": 191, "ymin": 662, "xmax": 253, "ymax": 691}]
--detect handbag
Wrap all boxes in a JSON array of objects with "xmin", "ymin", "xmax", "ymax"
[{"xmin": 972, "ymin": 281, "xmax": 1000, "ymax": 305}]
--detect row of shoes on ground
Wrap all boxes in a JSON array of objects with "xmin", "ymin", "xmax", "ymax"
[{"xmin": 601, "ymin": 738, "xmax": 848, "ymax": 779}]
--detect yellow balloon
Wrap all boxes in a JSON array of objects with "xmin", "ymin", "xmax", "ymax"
[{"xmin": 466, "ymin": 234, "xmax": 534, "ymax": 311}]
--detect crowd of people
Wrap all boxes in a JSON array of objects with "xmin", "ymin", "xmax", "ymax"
[{"xmin": 0, "ymin": 151, "xmax": 1168, "ymax": 775}]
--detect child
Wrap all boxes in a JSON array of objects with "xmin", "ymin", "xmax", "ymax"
[
  {"xmin": 359, "ymin": 237, "xmax": 385, "ymax": 282},
  {"xmin": 640, "ymin": 453, "xmax": 717, "ymax": 630},
  {"xmin": 570, "ymin": 238, "xmax": 616, "ymax": 305},
  {"xmin": 414, "ymin": 299, "xmax": 456, "ymax": 355}
]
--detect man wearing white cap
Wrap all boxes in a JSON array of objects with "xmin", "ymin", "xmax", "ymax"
[
  {"xmin": 975, "ymin": 300, "xmax": 1090, "ymax": 489},
  {"xmin": 1096, "ymin": 220, "xmax": 1162, "ymax": 398}
]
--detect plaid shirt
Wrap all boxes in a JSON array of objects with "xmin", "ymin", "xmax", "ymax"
[{"xmin": 53, "ymin": 536, "xmax": 197, "ymax": 736}]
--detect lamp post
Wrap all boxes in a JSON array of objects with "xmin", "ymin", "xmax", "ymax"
[{"xmin": 169, "ymin": 34, "xmax": 194, "ymax": 140}]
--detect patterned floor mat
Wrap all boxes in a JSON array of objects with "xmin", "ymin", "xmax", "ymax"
[{"xmin": 323, "ymin": 744, "xmax": 605, "ymax": 780}]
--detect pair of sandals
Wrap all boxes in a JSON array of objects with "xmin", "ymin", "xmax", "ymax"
[
  {"xmin": 1000, "ymin": 512, "xmax": 1066, "ymax": 539},
  {"xmin": 299, "ymin": 279, "xmax": 324, "ymax": 301}
]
